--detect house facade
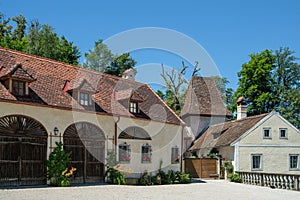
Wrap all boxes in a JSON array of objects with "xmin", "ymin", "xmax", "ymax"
[
  {"xmin": 0, "ymin": 47, "xmax": 184, "ymax": 186},
  {"xmin": 189, "ymin": 111, "xmax": 300, "ymax": 175},
  {"xmin": 232, "ymin": 111, "xmax": 300, "ymax": 174}
]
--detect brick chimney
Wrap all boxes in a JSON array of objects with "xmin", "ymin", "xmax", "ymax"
[{"xmin": 237, "ymin": 96, "xmax": 247, "ymax": 120}]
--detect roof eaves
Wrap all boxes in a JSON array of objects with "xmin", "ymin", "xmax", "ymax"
[{"xmin": 230, "ymin": 112, "xmax": 273, "ymax": 146}]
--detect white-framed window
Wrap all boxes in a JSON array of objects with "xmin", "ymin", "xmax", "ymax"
[
  {"xmin": 279, "ymin": 128, "xmax": 288, "ymax": 139},
  {"xmin": 141, "ymin": 143, "xmax": 152, "ymax": 163},
  {"xmin": 251, "ymin": 154, "xmax": 263, "ymax": 171},
  {"xmin": 171, "ymin": 146, "xmax": 180, "ymax": 164},
  {"xmin": 119, "ymin": 142, "xmax": 131, "ymax": 163},
  {"xmin": 263, "ymin": 128, "xmax": 272, "ymax": 139},
  {"xmin": 12, "ymin": 80, "xmax": 25, "ymax": 96},
  {"xmin": 79, "ymin": 92, "xmax": 89, "ymax": 106},
  {"xmin": 129, "ymin": 101, "xmax": 138, "ymax": 113},
  {"xmin": 289, "ymin": 154, "xmax": 299, "ymax": 170}
]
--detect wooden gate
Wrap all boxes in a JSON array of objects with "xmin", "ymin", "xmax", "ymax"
[
  {"xmin": 63, "ymin": 122, "xmax": 105, "ymax": 184},
  {"xmin": 185, "ymin": 158, "xmax": 218, "ymax": 178},
  {"xmin": 0, "ymin": 115, "xmax": 47, "ymax": 186}
]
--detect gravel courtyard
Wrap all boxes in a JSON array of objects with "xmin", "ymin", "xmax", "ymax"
[{"xmin": 1, "ymin": 180, "xmax": 299, "ymax": 200}]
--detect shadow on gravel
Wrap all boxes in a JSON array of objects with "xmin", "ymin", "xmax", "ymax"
[{"xmin": 190, "ymin": 179, "xmax": 207, "ymax": 184}]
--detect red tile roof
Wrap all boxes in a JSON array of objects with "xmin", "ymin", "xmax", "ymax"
[
  {"xmin": 0, "ymin": 63, "xmax": 36, "ymax": 82},
  {"xmin": 189, "ymin": 113, "xmax": 269, "ymax": 151},
  {"xmin": 0, "ymin": 47, "xmax": 182, "ymax": 125},
  {"xmin": 181, "ymin": 76, "xmax": 232, "ymax": 117}
]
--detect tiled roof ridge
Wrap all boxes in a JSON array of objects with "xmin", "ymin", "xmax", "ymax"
[
  {"xmin": 209, "ymin": 112, "xmax": 269, "ymax": 128},
  {"xmin": 0, "ymin": 47, "xmax": 145, "ymax": 86},
  {"xmin": 145, "ymin": 84, "xmax": 184, "ymax": 125}
]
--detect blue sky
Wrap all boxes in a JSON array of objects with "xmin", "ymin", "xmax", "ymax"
[{"xmin": 1, "ymin": 0, "xmax": 299, "ymax": 90}]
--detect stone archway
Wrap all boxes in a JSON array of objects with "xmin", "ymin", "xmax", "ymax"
[
  {"xmin": 63, "ymin": 122, "xmax": 105, "ymax": 183},
  {"xmin": 0, "ymin": 115, "xmax": 48, "ymax": 186}
]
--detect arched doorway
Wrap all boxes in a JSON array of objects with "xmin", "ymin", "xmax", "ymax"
[
  {"xmin": 0, "ymin": 115, "xmax": 47, "ymax": 186},
  {"xmin": 63, "ymin": 122, "xmax": 105, "ymax": 183}
]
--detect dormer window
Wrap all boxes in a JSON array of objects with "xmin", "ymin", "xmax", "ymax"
[
  {"xmin": 80, "ymin": 92, "xmax": 89, "ymax": 106},
  {"xmin": 12, "ymin": 80, "xmax": 25, "ymax": 96},
  {"xmin": 0, "ymin": 64, "xmax": 35, "ymax": 97},
  {"xmin": 129, "ymin": 101, "xmax": 138, "ymax": 113},
  {"xmin": 64, "ymin": 79, "xmax": 95, "ymax": 107}
]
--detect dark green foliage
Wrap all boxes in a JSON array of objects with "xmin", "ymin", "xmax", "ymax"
[
  {"xmin": 104, "ymin": 151, "xmax": 126, "ymax": 185},
  {"xmin": 138, "ymin": 170, "xmax": 191, "ymax": 186},
  {"xmin": 0, "ymin": 12, "xmax": 80, "ymax": 65},
  {"xmin": 207, "ymin": 148, "xmax": 218, "ymax": 158},
  {"xmin": 222, "ymin": 161, "xmax": 234, "ymax": 174},
  {"xmin": 46, "ymin": 142, "xmax": 73, "ymax": 187},
  {"xmin": 104, "ymin": 167, "xmax": 126, "ymax": 185},
  {"xmin": 138, "ymin": 171, "xmax": 154, "ymax": 186},
  {"xmin": 236, "ymin": 47, "xmax": 300, "ymax": 128},
  {"xmin": 228, "ymin": 173, "xmax": 242, "ymax": 183},
  {"xmin": 83, "ymin": 39, "xmax": 114, "ymax": 71},
  {"xmin": 26, "ymin": 22, "xmax": 80, "ymax": 65},
  {"xmin": 105, "ymin": 53, "xmax": 137, "ymax": 77}
]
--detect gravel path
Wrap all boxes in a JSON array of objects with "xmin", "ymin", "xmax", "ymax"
[{"xmin": 0, "ymin": 180, "xmax": 299, "ymax": 200}]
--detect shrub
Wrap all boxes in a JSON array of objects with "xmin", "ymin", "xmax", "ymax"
[
  {"xmin": 228, "ymin": 173, "xmax": 242, "ymax": 183},
  {"xmin": 46, "ymin": 142, "xmax": 75, "ymax": 187},
  {"xmin": 104, "ymin": 151, "xmax": 126, "ymax": 185},
  {"xmin": 138, "ymin": 171, "xmax": 153, "ymax": 186},
  {"xmin": 138, "ymin": 170, "xmax": 191, "ymax": 185},
  {"xmin": 105, "ymin": 167, "xmax": 126, "ymax": 185}
]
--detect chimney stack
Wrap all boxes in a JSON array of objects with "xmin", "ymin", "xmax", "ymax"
[
  {"xmin": 237, "ymin": 96, "xmax": 247, "ymax": 120},
  {"xmin": 122, "ymin": 68, "xmax": 137, "ymax": 81}
]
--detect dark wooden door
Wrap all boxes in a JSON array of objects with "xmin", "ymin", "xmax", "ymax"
[
  {"xmin": 64, "ymin": 122, "xmax": 105, "ymax": 184},
  {"xmin": 0, "ymin": 115, "xmax": 47, "ymax": 186}
]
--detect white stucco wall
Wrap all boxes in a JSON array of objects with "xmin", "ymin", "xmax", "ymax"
[
  {"xmin": 0, "ymin": 101, "xmax": 182, "ymax": 175},
  {"xmin": 182, "ymin": 115, "xmax": 226, "ymax": 139},
  {"xmin": 234, "ymin": 113, "xmax": 300, "ymax": 174}
]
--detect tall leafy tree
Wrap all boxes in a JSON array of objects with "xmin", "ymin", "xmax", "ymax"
[
  {"xmin": 0, "ymin": 13, "xmax": 80, "ymax": 65},
  {"xmin": 26, "ymin": 21, "xmax": 59, "ymax": 59},
  {"xmin": 272, "ymin": 47, "xmax": 300, "ymax": 128},
  {"xmin": 235, "ymin": 48, "xmax": 300, "ymax": 128},
  {"xmin": 26, "ymin": 21, "xmax": 80, "ymax": 65},
  {"xmin": 235, "ymin": 49, "xmax": 275, "ymax": 115},
  {"xmin": 104, "ymin": 53, "xmax": 136, "ymax": 77},
  {"xmin": 211, "ymin": 75, "xmax": 235, "ymax": 114},
  {"xmin": 83, "ymin": 39, "xmax": 114, "ymax": 71}
]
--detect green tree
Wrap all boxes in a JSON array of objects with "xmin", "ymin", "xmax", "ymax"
[
  {"xmin": 210, "ymin": 75, "xmax": 235, "ymax": 115},
  {"xmin": 272, "ymin": 47, "xmax": 300, "ymax": 128},
  {"xmin": 104, "ymin": 53, "xmax": 136, "ymax": 77},
  {"xmin": 26, "ymin": 21, "xmax": 80, "ymax": 65},
  {"xmin": 0, "ymin": 13, "xmax": 28, "ymax": 51},
  {"xmin": 236, "ymin": 47, "xmax": 300, "ymax": 128},
  {"xmin": 12, "ymin": 15, "xmax": 26, "ymax": 40},
  {"xmin": 83, "ymin": 39, "xmax": 114, "ymax": 71},
  {"xmin": 235, "ymin": 49, "xmax": 275, "ymax": 115}
]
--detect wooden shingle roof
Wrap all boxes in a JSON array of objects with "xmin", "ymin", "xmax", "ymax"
[
  {"xmin": 189, "ymin": 113, "xmax": 269, "ymax": 151},
  {"xmin": 0, "ymin": 47, "xmax": 182, "ymax": 125},
  {"xmin": 181, "ymin": 76, "xmax": 232, "ymax": 117}
]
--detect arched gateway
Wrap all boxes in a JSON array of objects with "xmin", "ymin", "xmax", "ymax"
[
  {"xmin": 0, "ymin": 115, "xmax": 48, "ymax": 186},
  {"xmin": 63, "ymin": 122, "xmax": 105, "ymax": 183}
]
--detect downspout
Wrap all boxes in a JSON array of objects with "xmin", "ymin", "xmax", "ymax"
[
  {"xmin": 114, "ymin": 116, "xmax": 120, "ymax": 159},
  {"xmin": 180, "ymin": 123, "xmax": 186, "ymax": 172}
]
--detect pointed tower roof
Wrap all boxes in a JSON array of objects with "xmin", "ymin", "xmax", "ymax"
[{"xmin": 181, "ymin": 76, "xmax": 232, "ymax": 117}]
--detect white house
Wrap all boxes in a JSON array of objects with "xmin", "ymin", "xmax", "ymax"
[{"xmin": 0, "ymin": 47, "xmax": 184, "ymax": 186}]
